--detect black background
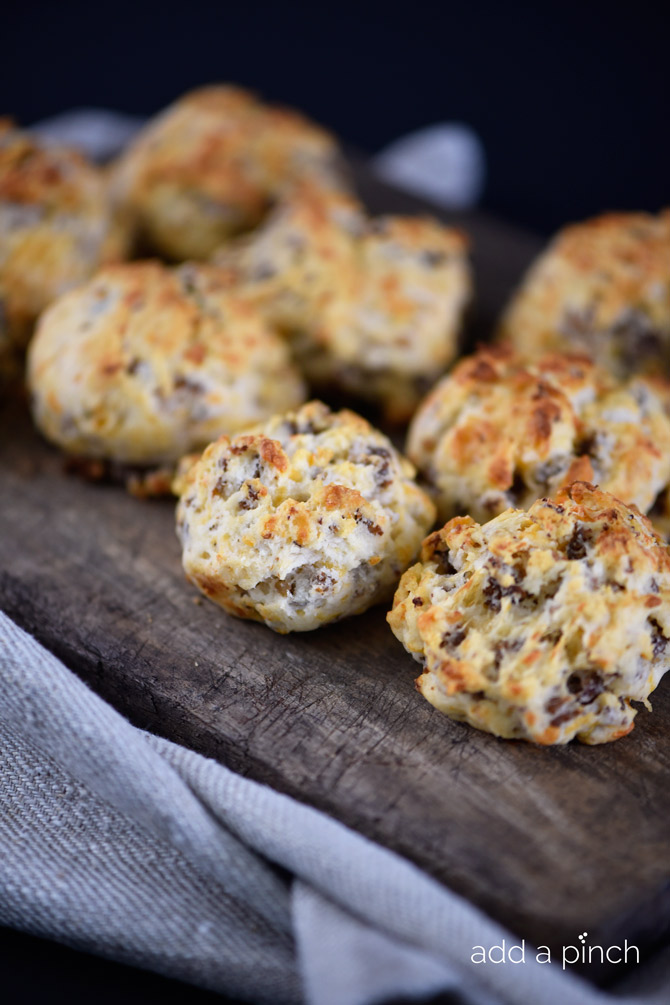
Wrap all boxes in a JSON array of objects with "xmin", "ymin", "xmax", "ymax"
[
  {"xmin": 1, "ymin": 1, "xmax": 668, "ymax": 1000},
  {"xmin": 2, "ymin": 0, "xmax": 669, "ymax": 234}
]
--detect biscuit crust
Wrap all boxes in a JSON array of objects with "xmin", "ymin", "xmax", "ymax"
[
  {"xmin": 497, "ymin": 210, "xmax": 670, "ymax": 377},
  {"xmin": 407, "ymin": 344, "xmax": 670, "ymax": 524},
  {"xmin": 27, "ymin": 261, "xmax": 305, "ymax": 465},
  {"xmin": 388, "ymin": 482, "xmax": 670, "ymax": 744},
  {"xmin": 176, "ymin": 400, "xmax": 436, "ymax": 632}
]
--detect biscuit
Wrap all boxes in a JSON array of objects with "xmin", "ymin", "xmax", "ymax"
[
  {"xmin": 112, "ymin": 86, "xmax": 344, "ymax": 260},
  {"xmin": 407, "ymin": 344, "xmax": 670, "ymax": 524},
  {"xmin": 218, "ymin": 188, "xmax": 471, "ymax": 422},
  {"xmin": 176, "ymin": 400, "xmax": 436, "ymax": 632},
  {"xmin": 497, "ymin": 210, "xmax": 670, "ymax": 377},
  {"xmin": 213, "ymin": 180, "xmax": 363, "ymax": 342},
  {"xmin": 0, "ymin": 120, "xmax": 128, "ymax": 354},
  {"xmin": 27, "ymin": 261, "xmax": 305, "ymax": 466},
  {"xmin": 311, "ymin": 216, "xmax": 471, "ymax": 422},
  {"xmin": 388, "ymin": 482, "xmax": 670, "ymax": 744}
]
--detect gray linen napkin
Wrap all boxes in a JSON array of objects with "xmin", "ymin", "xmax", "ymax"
[{"xmin": 2, "ymin": 609, "xmax": 669, "ymax": 1004}]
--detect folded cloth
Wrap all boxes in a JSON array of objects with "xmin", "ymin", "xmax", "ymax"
[
  {"xmin": 30, "ymin": 108, "xmax": 145, "ymax": 160},
  {"xmin": 1, "ymin": 611, "xmax": 667, "ymax": 1005},
  {"xmin": 373, "ymin": 124, "xmax": 486, "ymax": 210}
]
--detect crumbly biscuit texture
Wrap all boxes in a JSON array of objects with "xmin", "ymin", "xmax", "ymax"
[
  {"xmin": 218, "ymin": 186, "xmax": 472, "ymax": 422},
  {"xmin": 388, "ymin": 482, "xmax": 670, "ymax": 744},
  {"xmin": 176, "ymin": 400, "xmax": 436, "ymax": 632},
  {"xmin": 27, "ymin": 261, "xmax": 305, "ymax": 465},
  {"xmin": 498, "ymin": 211, "xmax": 670, "ymax": 377},
  {"xmin": 112, "ymin": 86, "xmax": 344, "ymax": 260},
  {"xmin": 407, "ymin": 344, "xmax": 670, "ymax": 524},
  {"xmin": 0, "ymin": 120, "xmax": 128, "ymax": 350}
]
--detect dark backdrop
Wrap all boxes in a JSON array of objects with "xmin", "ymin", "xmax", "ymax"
[{"xmin": 2, "ymin": 0, "xmax": 668, "ymax": 234}]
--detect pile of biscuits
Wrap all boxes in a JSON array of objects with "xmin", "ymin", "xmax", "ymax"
[{"xmin": 4, "ymin": 85, "xmax": 670, "ymax": 745}]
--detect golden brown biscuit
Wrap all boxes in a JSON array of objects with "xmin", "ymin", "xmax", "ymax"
[
  {"xmin": 27, "ymin": 261, "xmax": 305, "ymax": 466},
  {"xmin": 0, "ymin": 119, "xmax": 128, "ymax": 355},
  {"xmin": 217, "ymin": 185, "xmax": 471, "ymax": 422},
  {"xmin": 311, "ymin": 215, "xmax": 471, "ymax": 422},
  {"xmin": 176, "ymin": 400, "xmax": 436, "ymax": 632},
  {"xmin": 112, "ymin": 86, "xmax": 344, "ymax": 260},
  {"xmin": 407, "ymin": 344, "xmax": 670, "ymax": 524},
  {"xmin": 213, "ymin": 180, "xmax": 364, "ymax": 338},
  {"xmin": 498, "ymin": 210, "xmax": 670, "ymax": 377},
  {"xmin": 388, "ymin": 482, "xmax": 670, "ymax": 744}
]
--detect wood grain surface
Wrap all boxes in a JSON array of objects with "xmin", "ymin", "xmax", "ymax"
[{"xmin": 2, "ymin": 162, "xmax": 669, "ymax": 982}]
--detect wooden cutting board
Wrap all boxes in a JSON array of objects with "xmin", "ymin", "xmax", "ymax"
[{"xmin": 2, "ymin": 162, "xmax": 669, "ymax": 983}]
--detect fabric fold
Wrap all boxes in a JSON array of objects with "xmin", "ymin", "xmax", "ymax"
[{"xmin": 0, "ymin": 611, "xmax": 660, "ymax": 1004}]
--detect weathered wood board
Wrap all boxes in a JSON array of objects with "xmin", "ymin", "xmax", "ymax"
[{"xmin": 2, "ymin": 163, "xmax": 669, "ymax": 982}]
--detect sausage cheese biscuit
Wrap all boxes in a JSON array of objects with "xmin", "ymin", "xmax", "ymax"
[
  {"xmin": 387, "ymin": 482, "xmax": 670, "ymax": 744},
  {"xmin": 0, "ymin": 119, "xmax": 128, "ymax": 355},
  {"xmin": 213, "ymin": 180, "xmax": 363, "ymax": 341},
  {"xmin": 311, "ymin": 216, "xmax": 471, "ymax": 422},
  {"xmin": 218, "ymin": 191, "xmax": 472, "ymax": 423},
  {"xmin": 27, "ymin": 261, "xmax": 305, "ymax": 467},
  {"xmin": 407, "ymin": 344, "xmax": 670, "ymax": 524},
  {"xmin": 112, "ymin": 86, "xmax": 344, "ymax": 261},
  {"xmin": 176, "ymin": 400, "xmax": 436, "ymax": 632},
  {"xmin": 497, "ymin": 210, "xmax": 670, "ymax": 377}
]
